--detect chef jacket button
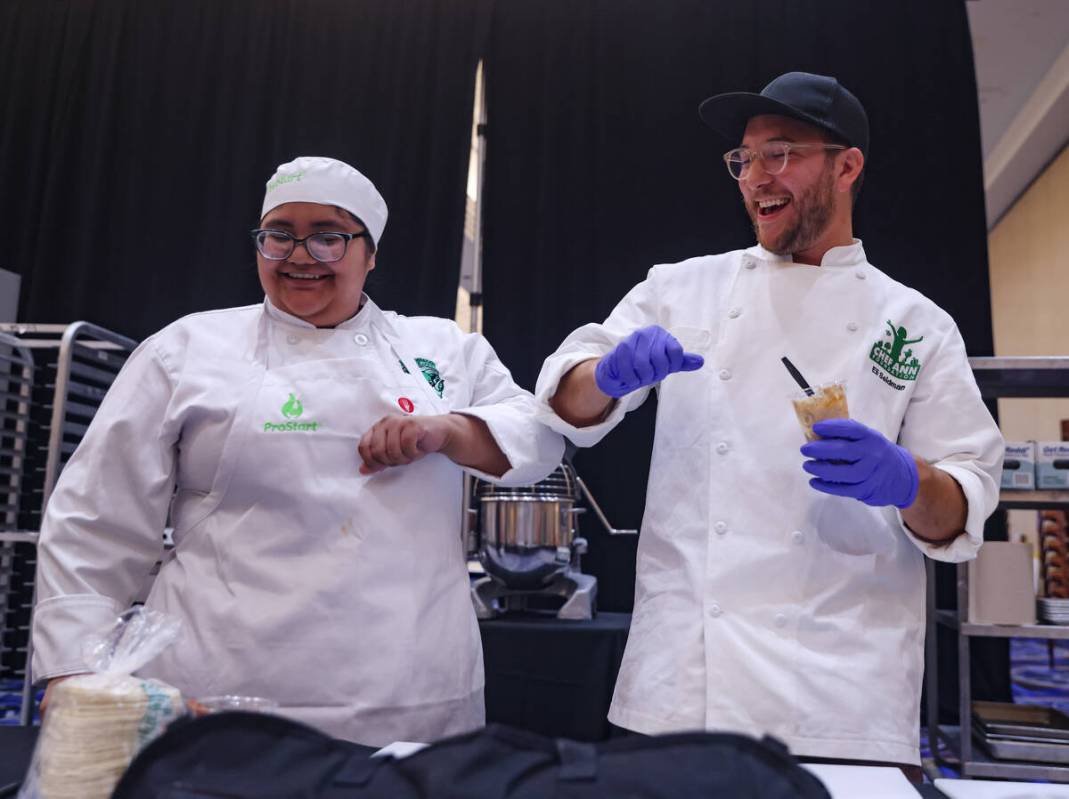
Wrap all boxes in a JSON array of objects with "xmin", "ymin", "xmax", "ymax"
[
  {"xmin": 718, "ymin": 369, "xmax": 732, "ymax": 381},
  {"xmin": 774, "ymin": 613, "xmax": 788, "ymax": 628},
  {"xmin": 709, "ymin": 603, "xmax": 722, "ymax": 618},
  {"xmin": 846, "ymin": 321, "xmax": 858, "ymax": 332},
  {"xmin": 744, "ymin": 260, "xmax": 756, "ymax": 270},
  {"xmin": 716, "ymin": 441, "xmax": 730, "ymax": 455},
  {"xmin": 354, "ymin": 333, "xmax": 369, "ymax": 346},
  {"xmin": 728, "ymin": 307, "xmax": 742, "ymax": 319},
  {"xmin": 855, "ymin": 271, "xmax": 866, "ymax": 280},
  {"xmin": 792, "ymin": 530, "xmax": 804, "ymax": 544},
  {"xmin": 714, "ymin": 521, "xmax": 728, "ymax": 535},
  {"xmin": 286, "ymin": 334, "xmax": 300, "ymax": 345}
]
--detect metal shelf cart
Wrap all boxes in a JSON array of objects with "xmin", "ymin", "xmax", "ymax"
[
  {"xmin": 926, "ymin": 356, "xmax": 1069, "ymax": 780},
  {"xmin": 0, "ymin": 322, "xmax": 137, "ymax": 724}
]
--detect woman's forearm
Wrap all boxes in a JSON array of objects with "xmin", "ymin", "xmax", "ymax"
[{"xmin": 439, "ymin": 413, "xmax": 512, "ymax": 477}]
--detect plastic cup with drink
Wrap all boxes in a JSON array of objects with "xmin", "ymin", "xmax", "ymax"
[
  {"xmin": 781, "ymin": 356, "xmax": 850, "ymax": 441},
  {"xmin": 791, "ymin": 381, "xmax": 850, "ymax": 441}
]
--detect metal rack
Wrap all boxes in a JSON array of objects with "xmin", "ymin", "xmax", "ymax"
[
  {"xmin": 0, "ymin": 332, "xmax": 35, "ymax": 727},
  {"xmin": 926, "ymin": 355, "xmax": 1069, "ymax": 781},
  {"xmin": 0, "ymin": 322, "xmax": 138, "ymax": 724}
]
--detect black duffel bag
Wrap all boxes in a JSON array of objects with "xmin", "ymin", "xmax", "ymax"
[{"xmin": 113, "ymin": 711, "xmax": 832, "ymax": 799}]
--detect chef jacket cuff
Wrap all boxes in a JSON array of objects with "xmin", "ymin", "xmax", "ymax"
[
  {"xmin": 896, "ymin": 463, "xmax": 988, "ymax": 563},
  {"xmin": 31, "ymin": 594, "xmax": 125, "ymax": 683},
  {"xmin": 453, "ymin": 406, "xmax": 565, "ymax": 486},
  {"xmin": 535, "ymin": 352, "xmax": 649, "ymax": 448}
]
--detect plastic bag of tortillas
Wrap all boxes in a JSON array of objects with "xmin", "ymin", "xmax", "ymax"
[{"xmin": 19, "ymin": 607, "xmax": 186, "ymax": 799}]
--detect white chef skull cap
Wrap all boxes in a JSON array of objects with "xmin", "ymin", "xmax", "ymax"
[{"xmin": 261, "ymin": 156, "xmax": 388, "ymax": 248}]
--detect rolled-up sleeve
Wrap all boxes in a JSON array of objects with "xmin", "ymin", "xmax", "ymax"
[
  {"xmin": 896, "ymin": 325, "xmax": 1003, "ymax": 562},
  {"xmin": 534, "ymin": 271, "xmax": 661, "ymax": 447},
  {"xmin": 452, "ymin": 333, "xmax": 565, "ymax": 486},
  {"xmin": 32, "ymin": 339, "xmax": 179, "ymax": 681}
]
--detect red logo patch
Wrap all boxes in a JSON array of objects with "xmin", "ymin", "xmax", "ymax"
[{"xmin": 398, "ymin": 397, "xmax": 415, "ymax": 414}]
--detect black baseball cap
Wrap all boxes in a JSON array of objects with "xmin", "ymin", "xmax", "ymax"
[{"xmin": 698, "ymin": 71, "xmax": 869, "ymax": 155}]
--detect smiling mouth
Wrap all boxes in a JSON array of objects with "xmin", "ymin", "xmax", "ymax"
[
  {"xmin": 280, "ymin": 272, "xmax": 331, "ymax": 281},
  {"xmin": 756, "ymin": 197, "xmax": 791, "ymax": 217}
]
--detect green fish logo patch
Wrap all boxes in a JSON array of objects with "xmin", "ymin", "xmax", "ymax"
[
  {"xmin": 415, "ymin": 358, "xmax": 445, "ymax": 398},
  {"xmin": 869, "ymin": 320, "xmax": 923, "ymax": 390}
]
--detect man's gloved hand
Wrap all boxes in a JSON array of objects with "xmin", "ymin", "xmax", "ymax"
[
  {"xmin": 594, "ymin": 325, "xmax": 704, "ymax": 398},
  {"xmin": 800, "ymin": 418, "xmax": 919, "ymax": 509}
]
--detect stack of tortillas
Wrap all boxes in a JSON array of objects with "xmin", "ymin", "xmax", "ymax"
[{"xmin": 34, "ymin": 673, "xmax": 184, "ymax": 799}]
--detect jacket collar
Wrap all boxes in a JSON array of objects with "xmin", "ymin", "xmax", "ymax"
[
  {"xmin": 263, "ymin": 294, "xmax": 380, "ymax": 330},
  {"xmin": 747, "ymin": 238, "xmax": 867, "ymax": 268}
]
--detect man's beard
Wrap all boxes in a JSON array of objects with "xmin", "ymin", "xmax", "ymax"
[{"xmin": 747, "ymin": 167, "xmax": 836, "ymax": 256}]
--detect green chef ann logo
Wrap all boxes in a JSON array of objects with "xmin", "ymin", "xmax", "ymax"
[
  {"xmin": 868, "ymin": 320, "xmax": 923, "ymax": 391},
  {"xmin": 263, "ymin": 392, "xmax": 319, "ymax": 432},
  {"xmin": 398, "ymin": 357, "xmax": 446, "ymax": 398}
]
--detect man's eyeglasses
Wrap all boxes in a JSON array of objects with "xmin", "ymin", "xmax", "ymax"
[
  {"xmin": 250, "ymin": 229, "xmax": 371, "ymax": 263},
  {"xmin": 723, "ymin": 142, "xmax": 846, "ymax": 181}
]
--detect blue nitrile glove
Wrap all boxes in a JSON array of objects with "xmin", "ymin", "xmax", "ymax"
[
  {"xmin": 800, "ymin": 418, "xmax": 920, "ymax": 509},
  {"xmin": 594, "ymin": 325, "xmax": 705, "ymax": 398}
]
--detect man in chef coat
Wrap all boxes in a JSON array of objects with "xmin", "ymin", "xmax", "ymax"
[
  {"xmin": 33, "ymin": 156, "xmax": 565, "ymax": 745},
  {"xmin": 536, "ymin": 72, "xmax": 1003, "ymax": 779}
]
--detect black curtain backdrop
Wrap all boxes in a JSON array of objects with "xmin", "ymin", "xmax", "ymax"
[
  {"xmin": 0, "ymin": 0, "xmax": 491, "ymax": 337},
  {"xmin": 481, "ymin": 0, "xmax": 1007, "ymax": 713},
  {"xmin": 2, "ymin": 0, "xmax": 1006, "ymax": 721}
]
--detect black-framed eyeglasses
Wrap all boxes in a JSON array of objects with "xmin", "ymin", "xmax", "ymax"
[
  {"xmin": 250, "ymin": 228, "xmax": 371, "ymax": 263},
  {"xmin": 722, "ymin": 142, "xmax": 846, "ymax": 181}
]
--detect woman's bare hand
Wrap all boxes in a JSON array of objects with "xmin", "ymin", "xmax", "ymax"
[{"xmin": 357, "ymin": 414, "xmax": 452, "ymax": 475}]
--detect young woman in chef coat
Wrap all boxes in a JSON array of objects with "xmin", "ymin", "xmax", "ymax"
[{"xmin": 32, "ymin": 156, "xmax": 565, "ymax": 746}]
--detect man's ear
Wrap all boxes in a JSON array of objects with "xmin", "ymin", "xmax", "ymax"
[
  {"xmin": 367, "ymin": 251, "xmax": 377, "ymax": 272},
  {"xmin": 838, "ymin": 147, "xmax": 864, "ymax": 194}
]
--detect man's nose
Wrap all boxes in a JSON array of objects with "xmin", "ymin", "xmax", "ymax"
[{"xmin": 743, "ymin": 157, "xmax": 773, "ymax": 189}]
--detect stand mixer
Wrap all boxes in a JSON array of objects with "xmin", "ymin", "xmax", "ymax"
[{"xmin": 467, "ymin": 459, "xmax": 636, "ymax": 619}]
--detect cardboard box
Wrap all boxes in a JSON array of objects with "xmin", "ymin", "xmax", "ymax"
[
  {"xmin": 1037, "ymin": 442, "xmax": 1069, "ymax": 490},
  {"xmin": 1001, "ymin": 441, "xmax": 1036, "ymax": 490},
  {"xmin": 969, "ymin": 541, "xmax": 1037, "ymax": 625}
]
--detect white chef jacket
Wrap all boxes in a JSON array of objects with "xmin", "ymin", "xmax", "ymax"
[
  {"xmin": 33, "ymin": 296, "xmax": 564, "ymax": 746},
  {"xmin": 536, "ymin": 240, "xmax": 1003, "ymax": 764}
]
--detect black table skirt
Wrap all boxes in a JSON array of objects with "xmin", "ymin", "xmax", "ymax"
[
  {"xmin": 478, "ymin": 611, "xmax": 631, "ymax": 742},
  {"xmin": 0, "ymin": 725, "xmax": 38, "ymax": 796},
  {"xmin": 0, "ymin": 610, "xmax": 937, "ymax": 799}
]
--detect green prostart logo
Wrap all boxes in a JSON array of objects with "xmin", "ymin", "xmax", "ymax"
[
  {"xmin": 868, "ymin": 320, "xmax": 924, "ymax": 391},
  {"xmin": 265, "ymin": 171, "xmax": 304, "ymax": 192},
  {"xmin": 282, "ymin": 393, "xmax": 303, "ymax": 418},
  {"xmin": 263, "ymin": 392, "xmax": 319, "ymax": 432}
]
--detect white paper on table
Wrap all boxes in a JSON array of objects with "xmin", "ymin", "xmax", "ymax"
[
  {"xmin": 802, "ymin": 764, "xmax": 918, "ymax": 799},
  {"xmin": 370, "ymin": 741, "xmax": 429, "ymax": 759},
  {"xmin": 934, "ymin": 778, "xmax": 1069, "ymax": 798}
]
